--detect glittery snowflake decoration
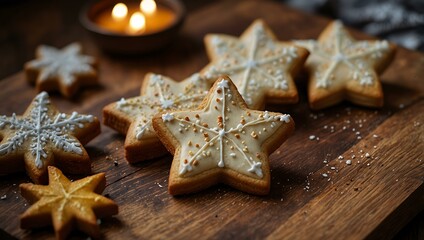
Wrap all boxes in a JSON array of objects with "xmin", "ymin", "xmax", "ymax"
[
  {"xmin": 0, "ymin": 92, "xmax": 98, "ymax": 183},
  {"xmin": 153, "ymin": 77, "xmax": 294, "ymax": 195},
  {"xmin": 201, "ymin": 19, "xmax": 308, "ymax": 109},
  {"xmin": 294, "ymin": 20, "xmax": 395, "ymax": 109},
  {"xmin": 25, "ymin": 43, "xmax": 97, "ymax": 97},
  {"xmin": 103, "ymin": 73, "xmax": 209, "ymax": 163}
]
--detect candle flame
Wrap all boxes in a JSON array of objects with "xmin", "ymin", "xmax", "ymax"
[
  {"xmin": 112, "ymin": 3, "xmax": 128, "ymax": 20},
  {"xmin": 140, "ymin": 0, "xmax": 157, "ymax": 15},
  {"xmin": 129, "ymin": 12, "xmax": 146, "ymax": 33}
]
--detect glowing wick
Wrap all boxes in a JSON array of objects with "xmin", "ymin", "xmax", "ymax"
[
  {"xmin": 140, "ymin": 0, "xmax": 157, "ymax": 15},
  {"xmin": 129, "ymin": 12, "xmax": 146, "ymax": 33},
  {"xmin": 112, "ymin": 3, "xmax": 128, "ymax": 20}
]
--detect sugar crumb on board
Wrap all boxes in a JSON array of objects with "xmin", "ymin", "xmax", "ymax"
[{"xmin": 300, "ymin": 106, "xmax": 390, "ymax": 193}]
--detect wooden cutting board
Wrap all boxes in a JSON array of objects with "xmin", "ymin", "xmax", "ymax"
[{"xmin": 0, "ymin": 1, "xmax": 423, "ymax": 239}]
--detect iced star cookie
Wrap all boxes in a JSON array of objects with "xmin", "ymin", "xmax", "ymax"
[
  {"xmin": 294, "ymin": 20, "xmax": 396, "ymax": 110},
  {"xmin": 103, "ymin": 73, "xmax": 209, "ymax": 163},
  {"xmin": 201, "ymin": 19, "xmax": 309, "ymax": 110},
  {"xmin": 20, "ymin": 166, "xmax": 118, "ymax": 240},
  {"xmin": 152, "ymin": 76, "xmax": 295, "ymax": 195},
  {"xmin": 0, "ymin": 92, "xmax": 100, "ymax": 183},
  {"xmin": 25, "ymin": 43, "xmax": 98, "ymax": 98}
]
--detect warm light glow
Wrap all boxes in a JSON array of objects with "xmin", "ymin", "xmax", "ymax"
[
  {"xmin": 129, "ymin": 12, "xmax": 146, "ymax": 33},
  {"xmin": 140, "ymin": 0, "xmax": 157, "ymax": 15},
  {"xmin": 112, "ymin": 3, "xmax": 128, "ymax": 20}
]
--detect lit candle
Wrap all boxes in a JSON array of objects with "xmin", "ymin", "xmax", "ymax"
[
  {"xmin": 128, "ymin": 12, "xmax": 146, "ymax": 34},
  {"xmin": 81, "ymin": 0, "xmax": 185, "ymax": 53},
  {"xmin": 140, "ymin": 0, "xmax": 157, "ymax": 15},
  {"xmin": 112, "ymin": 3, "xmax": 128, "ymax": 21},
  {"xmin": 92, "ymin": 0, "xmax": 177, "ymax": 35}
]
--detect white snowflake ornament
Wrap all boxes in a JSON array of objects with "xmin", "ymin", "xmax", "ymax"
[
  {"xmin": 0, "ymin": 92, "xmax": 100, "ymax": 183},
  {"xmin": 152, "ymin": 76, "xmax": 295, "ymax": 195},
  {"xmin": 25, "ymin": 43, "xmax": 98, "ymax": 98}
]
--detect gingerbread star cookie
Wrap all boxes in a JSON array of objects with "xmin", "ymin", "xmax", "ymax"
[
  {"xmin": 294, "ymin": 20, "xmax": 396, "ymax": 110},
  {"xmin": 0, "ymin": 92, "xmax": 100, "ymax": 183},
  {"xmin": 201, "ymin": 19, "xmax": 309, "ymax": 110},
  {"xmin": 25, "ymin": 43, "xmax": 98, "ymax": 98},
  {"xmin": 20, "ymin": 166, "xmax": 118, "ymax": 240},
  {"xmin": 103, "ymin": 73, "xmax": 209, "ymax": 163},
  {"xmin": 152, "ymin": 76, "xmax": 295, "ymax": 195}
]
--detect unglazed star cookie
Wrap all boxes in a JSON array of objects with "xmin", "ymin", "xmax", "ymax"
[
  {"xmin": 103, "ymin": 73, "xmax": 209, "ymax": 163},
  {"xmin": 294, "ymin": 20, "xmax": 396, "ymax": 110},
  {"xmin": 201, "ymin": 19, "xmax": 309, "ymax": 110},
  {"xmin": 25, "ymin": 43, "xmax": 98, "ymax": 98},
  {"xmin": 0, "ymin": 92, "xmax": 100, "ymax": 183},
  {"xmin": 20, "ymin": 166, "xmax": 118, "ymax": 240},
  {"xmin": 152, "ymin": 76, "xmax": 295, "ymax": 195}
]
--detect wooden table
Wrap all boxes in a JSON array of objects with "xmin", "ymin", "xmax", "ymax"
[{"xmin": 0, "ymin": 1, "xmax": 423, "ymax": 239}]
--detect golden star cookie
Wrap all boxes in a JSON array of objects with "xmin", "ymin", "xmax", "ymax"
[
  {"xmin": 25, "ymin": 43, "xmax": 98, "ymax": 98},
  {"xmin": 201, "ymin": 19, "xmax": 309, "ymax": 110},
  {"xmin": 294, "ymin": 20, "xmax": 396, "ymax": 110},
  {"xmin": 152, "ymin": 76, "xmax": 295, "ymax": 195},
  {"xmin": 20, "ymin": 166, "xmax": 118, "ymax": 240},
  {"xmin": 103, "ymin": 73, "xmax": 209, "ymax": 163},
  {"xmin": 0, "ymin": 92, "xmax": 100, "ymax": 183}
]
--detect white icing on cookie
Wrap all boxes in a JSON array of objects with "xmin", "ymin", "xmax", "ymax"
[
  {"xmin": 27, "ymin": 43, "xmax": 96, "ymax": 86},
  {"xmin": 161, "ymin": 79, "xmax": 291, "ymax": 179},
  {"xmin": 202, "ymin": 20, "xmax": 304, "ymax": 108},
  {"xmin": 162, "ymin": 113, "xmax": 174, "ymax": 122},
  {"xmin": 294, "ymin": 20, "xmax": 390, "ymax": 88},
  {"xmin": 0, "ymin": 92, "xmax": 94, "ymax": 168},
  {"xmin": 115, "ymin": 73, "xmax": 209, "ymax": 140}
]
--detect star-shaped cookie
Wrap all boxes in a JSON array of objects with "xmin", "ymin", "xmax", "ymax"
[
  {"xmin": 20, "ymin": 166, "xmax": 118, "ymax": 240},
  {"xmin": 25, "ymin": 43, "xmax": 98, "ymax": 98},
  {"xmin": 0, "ymin": 92, "xmax": 100, "ymax": 183},
  {"xmin": 152, "ymin": 76, "xmax": 295, "ymax": 195},
  {"xmin": 294, "ymin": 20, "xmax": 396, "ymax": 110},
  {"xmin": 201, "ymin": 19, "xmax": 309, "ymax": 110},
  {"xmin": 103, "ymin": 73, "xmax": 209, "ymax": 163}
]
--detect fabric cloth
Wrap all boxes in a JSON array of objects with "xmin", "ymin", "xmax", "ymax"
[{"xmin": 284, "ymin": 0, "xmax": 424, "ymax": 51}]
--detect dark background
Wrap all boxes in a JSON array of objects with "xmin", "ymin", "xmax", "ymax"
[{"xmin": 0, "ymin": 0, "xmax": 422, "ymax": 239}]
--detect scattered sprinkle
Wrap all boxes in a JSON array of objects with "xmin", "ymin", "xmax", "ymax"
[
  {"xmin": 309, "ymin": 135, "xmax": 316, "ymax": 140},
  {"xmin": 365, "ymin": 153, "xmax": 371, "ymax": 158},
  {"xmin": 322, "ymin": 173, "xmax": 329, "ymax": 178},
  {"xmin": 346, "ymin": 160, "xmax": 352, "ymax": 165},
  {"xmin": 0, "ymin": 195, "xmax": 6, "ymax": 200}
]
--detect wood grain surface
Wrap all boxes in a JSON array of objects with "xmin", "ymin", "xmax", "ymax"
[{"xmin": 0, "ymin": 1, "xmax": 423, "ymax": 239}]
